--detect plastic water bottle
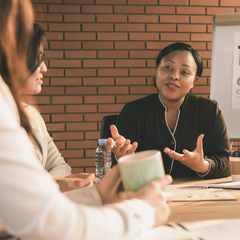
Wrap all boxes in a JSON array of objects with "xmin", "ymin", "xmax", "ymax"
[{"xmin": 95, "ymin": 139, "xmax": 112, "ymax": 181}]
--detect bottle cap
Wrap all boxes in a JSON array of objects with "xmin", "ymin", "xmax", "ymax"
[{"xmin": 98, "ymin": 139, "xmax": 107, "ymax": 145}]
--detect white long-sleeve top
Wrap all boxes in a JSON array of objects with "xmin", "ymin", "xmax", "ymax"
[{"xmin": 0, "ymin": 76, "xmax": 155, "ymax": 240}]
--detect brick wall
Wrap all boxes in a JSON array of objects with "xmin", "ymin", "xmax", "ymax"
[{"xmin": 32, "ymin": 0, "xmax": 240, "ymax": 174}]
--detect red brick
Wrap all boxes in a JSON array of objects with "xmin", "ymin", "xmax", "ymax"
[
  {"xmin": 190, "ymin": 16, "xmax": 213, "ymax": 24},
  {"xmin": 50, "ymin": 60, "xmax": 81, "ymax": 68},
  {"xmin": 97, "ymin": 15, "xmax": 127, "ymax": 22},
  {"xmin": 130, "ymin": 86, "xmax": 157, "ymax": 94},
  {"xmin": 37, "ymin": 23, "xmax": 48, "ymax": 31},
  {"xmin": 198, "ymin": 51, "xmax": 211, "ymax": 59},
  {"xmin": 96, "ymin": 0, "xmax": 126, "ymax": 4},
  {"xmin": 51, "ymin": 78, "xmax": 82, "ymax": 86},
  {"xmin": 49, "ymin": 23, "xmax": 80, "ymax": 31},
  {"xmin": 207, "ymin": 25, "xmax": 212, "ymax": 33},
  {"xmin": 40, "ymin": 88, "xmax": 64, "ymax": 97},
  {"xmin": 129, "ymin": 15, "xmax": 159, "ymax": 23},
  {"xmin": 207, "ymin": 42, "xmax": 212, "ymax": 50},
  {"xmin": 83, "ymin": 78, "xmax": 114, "ymax": 86},
  {"xmin": 177, "ymin": 7, "xmax": 206, "ymax": 14},
  {"xmin": 83, "ymin": 60, "xmax": 114, "ymax": 68},
  {"xmin": 42, "ymin": 114, "xmax": 50, "ymax": 123},
  {"xmin": 195, "ymin": 77, "xmax": 208, "ymax": 85},
  {"xmin": 63, "ymin": 0, "xmax": 94, "ymax": 3},
  {"xmin": 189, "ymin": 42, "xmax": 207, "ymax": 50},
  {"xmin": 115, "ymin": 24, "xmax": 145, "ymax": 32},
  {"xmin": 66, "ymin": 87, "xmax": 97, "ymax": 95},
  {"xmin": 98, "ymin": 33, "xmax": 128, "ymax": 41},
  {"xmin": 116, "ymin": 77, "xmax": 146, "ymax": 85},
  {"xmin": 49, "ymin": 5, "xmax": 80, "ymax": 13},
  {"xmin": 161, "ymin": 33, "xmax": 190, "ymax": 41},
  {"xmin": 85, "ymin": 114, "xmax": 108, "ymax": 122},
  {"xmin": 202, "ymin": 68, "xmax": 211, "ymax": 77},
  {"xmin": 85, "ymin": 150, "xmax": 96, "ymax": 158},
  {"xmin": 130, "ymin": 68, "xmax": 155, "ymax": 76},
  {"xmin": 66, "ymin": 105, "xmax": 97, "ymax": 113},
  {"xmin": 65, "ymin": 69, "xmax": 96, "ymax": 77},
  {"xmin": 114, "ymin": 6, "xmax": 144, "ymax": 14},
  {"xmin": 191, "ymin": 85, "xmax": 210, "ymax": 94},
  {"xmin": 85, "ymin": 167, "xmax": 96, "ymax": 173},
  {"xmin": 191, "ymin": 33, "xmax": 212, "ymax": 42},
  {"xmin": 67, "ymin": 123, "xmax": 98, "ymax": 131},
  {"xmin": 130, "ymin": 51, "xmax": 159, "ymax": 59},
  {"xmin": 65, "ymin": 51, "xmax": 96, "ymax": 58},
  {"xmin": 207, "ymin": 7, "xmax": 235, "ymax": 15},
  {"xmin": 84, "ymin": 96, "xmax": 115, "ymax": 103},
  {"xmin": 147, "ymin": 59, "xmax": 156, "ymax": 67},
  {"xmin": 85, "ymin": 131, "xmax": 101, "ymax": 140},
  {"xmin": 35, "ymin": 13, "xmax": 62, "ymax": 22},
  {"xmin": 98, "ymin": 104, "xmax": 124, "ymax": 112},
  {"xmin": 52, "ymin": 132, "xmax": 84, "ymax": 140},
  {"xmin": 130, "ymin": 33, "xmax": 159, "ymax": 41},
  {"xmin": 160, "ymin": 15, "xmax": 190, "ymax": 23},
  {"xmin": 191, "ymin": 0, "xmax": 219, "ymax": 5},
  {"xmin": 147, "ymin": 41, "xmax": 174, "ymax": 50},
  {"xmin": 98, "ymin": 86, "xmax": 128, "ymax": 94},
  {"xmin": 98, "ymin": 50, "xmax": 128, "ymax": 58},
  {"xmin": 71, "ymin": 168, "xmax": 84, "ymax": 173},
  {"xmin": 115, "ymin": 60, "xmax": 146, "ymax": 68},
  {"xmin": 115, "ymin": 42, "xmax": 145, "ymax": 49},
  {"xmin": 128, "ymin": 0, "xmax": 158, "ymax": 4},
  {"xmin": 160, "ymin": 0, "xmax": 188, "ymax": 4},
  {"xmin": 68, "ymin": 159, "xmax": 95, "ymax": 167},
  {"xmin": 67, "ymin": 141, "xmax": 96, "ymax": 149},
  {"xmin": 50, "ymin": 41, "xmax": 82, "ymax": 50},
  {"xmin": 65, "ymin": 33, "xmax": 96, "ymax": 41},
  {"xmin": 98, "ymin": 68, "xmax": 128, "ymax": 76},
  {"xmin": 45, "ymin": 32, "xmax": 63, "ymax": 40},
  {"xmin": 35, "ymin": 96, "xmax": 50, "ymax": 104},
  {"xmin": 146, "ymin": 6, "xmax": 175, "ymax": 14},
  {"xmin": 61, "ymin": 150, "xmax": 84, "ymax": 159},
  {"xmin": 45, "ymin": 123, "xmax": 65, "ymax": 131},
  {"xmin": 82, "ymin": 24, "xmax": 113, "ymax": 32},
  {"xmin": 43, "ymin": 69, "xmax": 64, "ymax": 77},
  {"xmin": 83, "ymin": 42, "xmax": 113, "ymax": 49},
  {"xmin": 116, "ymin": 95, "xmax": 146, "ymax": 103},
  {"xmin": 52, "ymin": 96, "xmax": 83, "ymax": 104},
  {"xmin": 33, "ymin": 4, "xmax": 47, "ymax": 12},
  {"xmin": 52, "ymin": 114, "xmax": 83, "ymax": 122},
  {"xmin": 208, "ymin": 60, "xmax": 211, "ymax": 68},
  {"xmin": 82, "ymin": 5, "xmax": 113, "ymax": 13},
  {"xmin": 45, "ymin": 50, "xmax": 63, "ymax": 58},
  {"xmin": 147, "ymin": 24, "xmax": 176, "ymax": 32},
  {"xmin": 32, "ymin": 0, "xmax": 61, "ymax": 2},
  {"xmin": 178, "ymin": 24, "xmax": 207, "ymax": 32},
  {"xmin": 64, "ymin": 14, "xmax": 95, "ymax": 22}
]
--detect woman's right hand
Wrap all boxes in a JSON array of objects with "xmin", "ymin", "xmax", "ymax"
[
  {"xmin": 105, "ymin": 125, "xmax": 138, "ymax": 160},
  {"xmin": 119, "ymin": 175, "xmax": 173, "ymax": 227},
  {"xmin": 97, "ymin": 165, "xmax": 173, "ymax": 227}
]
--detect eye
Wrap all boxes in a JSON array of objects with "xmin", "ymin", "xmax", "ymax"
[
  {"xmin": 164, "ymin": 65, "xmax": 171, "ymax": 70},
  {"xmin": 181, "ymin": 70, "xmax": 189, "ymax": 75}
]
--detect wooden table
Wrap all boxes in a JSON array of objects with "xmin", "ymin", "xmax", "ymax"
[{"xmin": 168, "ymin": 177, "xmax": 240, "ymax": 223}]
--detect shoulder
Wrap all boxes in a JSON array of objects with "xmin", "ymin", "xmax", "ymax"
[
  {"xmin": 25, "ymin": 105, "xmax": 42, "ymax": 118},
  {"xmin": 187, "ymin": 94, "xmax": 218, "ymax": 109}
]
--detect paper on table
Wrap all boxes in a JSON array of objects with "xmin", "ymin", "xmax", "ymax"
[
  {"xmin": 166, "ymin": 185, "xmax": 237, "ymax": 201},
  {"xmin": 180, "ymin": 218, "xmax": 240, "ymax": 240},
  {"xmin": 133, "ymin": 224, "xmax": 202, "ymax": 240}
]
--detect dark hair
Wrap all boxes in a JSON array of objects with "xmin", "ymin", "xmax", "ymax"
[
  {"xmin": 0, "ymin": 0, "xmax": 33, "ymax": 133},
  {"xmin": 153, "ymin": 42, "xmax": 203, "ymax": 88},
  {"xmin": 27, "ymin": 23, "xmax": 46, "ymax": 75}
]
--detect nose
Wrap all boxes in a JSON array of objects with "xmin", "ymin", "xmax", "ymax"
[
  {"xmin": 169, "ymin": 70, "xmax": 179, "ymax": 80},
  {"xmin": 40, "ymin": 61, "xmax": 47, "ymax": 73}
]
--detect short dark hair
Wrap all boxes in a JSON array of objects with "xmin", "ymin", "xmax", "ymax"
[
  {"xmin": 26, "ymin": 23, "xmax": 46, "ymax": 75},
  {"xmin": 153, "ymin": 42, "xmax": 203, "ymax": 88}
]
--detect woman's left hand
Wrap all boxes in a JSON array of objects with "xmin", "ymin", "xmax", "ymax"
[{"xmin": 164, "ymin": 134, "xmax": 210, "ymax": 174}]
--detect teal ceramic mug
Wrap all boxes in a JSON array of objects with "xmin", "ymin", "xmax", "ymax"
[{"xmin": 118, "ymin": 150, "xmax": 165, "ymax": 192}]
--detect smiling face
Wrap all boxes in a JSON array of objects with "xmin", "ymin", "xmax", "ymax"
[
  {"xmin": 22, "ymin": 44, "xmax": 47, "ymax": 95},
  {"xmin": 156, "ymin": 50, "xmax": 199, "ymax": 107}
]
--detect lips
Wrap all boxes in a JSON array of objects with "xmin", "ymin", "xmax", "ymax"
[{"xmin": 165, "ymin": 82, "xmax": 179, "ymax": 90}]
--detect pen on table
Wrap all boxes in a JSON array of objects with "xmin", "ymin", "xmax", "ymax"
[{"xmin": 53, "ymin": 177, "xmax": 101, "ymax": 183}]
